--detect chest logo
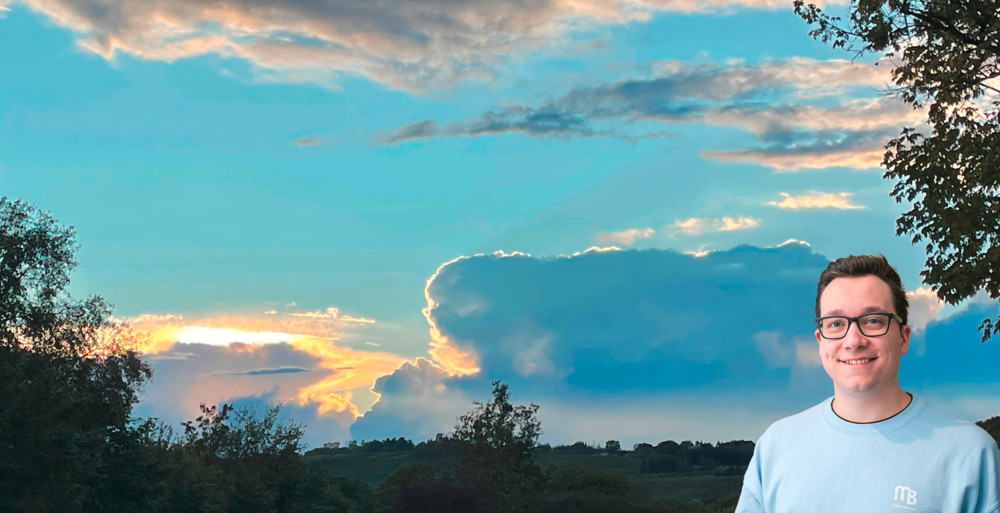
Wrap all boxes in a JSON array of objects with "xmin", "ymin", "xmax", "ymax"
[{"xmin": 893, "ymin": 485, "xmax": 918, "ymax": 510}]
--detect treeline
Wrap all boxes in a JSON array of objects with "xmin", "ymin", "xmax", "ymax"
[{"xmin": 307, "ymin": 436, "xmax": 756, "ymax": 476}]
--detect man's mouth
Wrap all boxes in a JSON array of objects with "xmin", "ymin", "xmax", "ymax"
[{"xmin": 842, "ymin": 357, "xmax": 877, "ymax": 365}]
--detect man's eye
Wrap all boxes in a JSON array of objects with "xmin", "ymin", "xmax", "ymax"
[
  {"xmin": 863, "ymin": 317, "xmax": 886, "ymax": 326},
  {"xmin": 826, "ymin": 320, "xmax": 845, "ymax": 328}
]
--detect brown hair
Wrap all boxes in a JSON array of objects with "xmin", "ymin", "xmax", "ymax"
[{"xmin": 815, "ymin": 254, "xmax": 908, "ymax": 325}]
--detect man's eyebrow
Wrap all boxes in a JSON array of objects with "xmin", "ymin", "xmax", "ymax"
[{"xmin": 820, "ymin": 306, "xmax": 889, "ymax": 316}]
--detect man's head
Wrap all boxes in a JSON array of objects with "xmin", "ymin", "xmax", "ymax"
[
  {"xmin": 815, "ymin": 254, "xmax": 911, "ymax": 401},
  {"xmin": 815, "ymin": 254, "xmax": 908, "ymax": 325}
]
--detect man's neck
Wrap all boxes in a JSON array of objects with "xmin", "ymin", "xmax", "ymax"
[{"xmin": 831, "ymin": 387, "xmax": 912, "ymax": 423}]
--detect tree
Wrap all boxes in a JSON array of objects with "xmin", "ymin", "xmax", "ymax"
[
  {"xmin": 794, "ymin": 0, "xmax": 1000, "ymax": 340},
  {"xmin": 452, "ymin": 381, "xmax": 543, "ymax": 513},
  {"xmin": 0, "ymin": 197, "xmax": 152, "ymax": 512}
]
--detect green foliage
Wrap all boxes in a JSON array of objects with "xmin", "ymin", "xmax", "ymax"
[
  {"xmin": 537, "ymin": 465, "xmax": 656, "ymax": 513},
  {"xmin": 977, "ymin": 416, "xmax": 1000, "ymax": 447},
  {"xmin": 0, "ymin": 198, "xmax": 152, "ymax": 512},
  {"xmin": 794, "ymin": 1, "xmax": 1000, "ymax": 340},
  {"xmin": 453, "ymin": 380, "xmax": 544, "ymax": 513}
]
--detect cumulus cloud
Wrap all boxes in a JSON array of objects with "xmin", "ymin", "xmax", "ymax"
[
  {"xmin": 595, "ymin": 227, "xmax": 655, "ymax": 245},
  {"xmin": 767, "ymin": 191, "xmax": 865, "ymax": 210},
  {"xmin": 671, "ymin": 216, "xmax": 759, "ymax": 235},
  {"xmin": 907, "ymin": 287, "xmax": 946, "ymax": 337},
  {"xmin": 7, "ymin": 0, "xmax": 838, "ymax": 91}
]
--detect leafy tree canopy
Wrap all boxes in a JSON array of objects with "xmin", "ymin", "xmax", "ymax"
[
  {"xmin": 452, "ymin": 380, "xmax": 543, "ymax": 513},
  {"xmin": 0, "ymin": 197, "xmax": 151, "ymax": 512},
  {"xmin": 795, "ymin": 0, "xmax": 1000, "ymax": 340}
]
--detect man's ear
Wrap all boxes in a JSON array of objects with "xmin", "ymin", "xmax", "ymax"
[{"xmin": 899, "ymin": 324, "xmax": 911, "ymax": 355}]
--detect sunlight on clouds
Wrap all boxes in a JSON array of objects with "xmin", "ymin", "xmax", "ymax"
[
  {"xmin": 15, "ymin": 0, "xmax": 850, "ymax": 91},
  {"xmin": 768, "ymin": 191, "xmax": 865, "ymax": 210},
  {"xmin": 422, "ymin": 256, "xmax": 482, "ymax": 376},
  {"xmin": 907, "ymin": 287, "xmax": 945, "ymax": 337},
  {"xmin": 671, "ymin": 216, "xmax": 759, "ymax": 235},
  {"xmin": 719, "ymin": 216, "xmax": 759, "ymax": 231},
  {"xmin": 286, "ymin": 306, "xmax": 376, "ymax": 324},
  {"xmin": 292, "ymin": 335, "xmax": 407, "ymax": 418},
  {"xmin": 125, "ymin": 306, "xmax": 414, "ymax": 421},
  {"xmin": 595, "ymin": 227, "xmax": 655, "ymax": 245},
  {"xmin": 702, "ymin": 144, "xmax": 885, "ymax": 171}
]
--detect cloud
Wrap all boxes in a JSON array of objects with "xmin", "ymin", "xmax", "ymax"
[
  {"xmin": 218, "ymin": 366, "xmax": 310, "ymax": 376},
  {"xmin": 595, "ymin": 227, "xmax": 655, "ymax": 245},
  {"xmin": 378, "ymin": 109, "xmax": 675, "ymax": 144},
  {"xmin": 9, "ymin": 0, "xmax": 837, "ymax": 91},
  {"xmin": 285, "ymin": 306, "xmax": 376, "ymax": 324},
  {"xmin": 700, "ymin": 129, "xmax": 891, "ymax": 171},
  {"xmin": 350, "ymin": 358, "xmax": 472, "ymax": 442},
  {"xmin": 671, "ymin": 216, "xmax": 759, "ymax": 235},
  {"xmin": 128, "ymin": 306, "xmax": 409, "ymax": 438},
  {"xmin": 293, "ymin": 137, "xmax": 323, "ymax": 147},
  {"xmin": 907, "ymin": 287, "xmax": 946, "ymax": 337},
  {"xmin": 353, "ymin": 244, "xmax": 1000, "ymax": 444},
  {"xmin": 767, "ymin": 191, "xmax": 865, "ymax": 210},
  {"xmin": 381, "ymin": 57, "xmax": 916, "ymax": 170}
]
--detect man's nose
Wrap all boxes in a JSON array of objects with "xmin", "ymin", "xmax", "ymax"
[{"xmin": 842, "ymin": 320, "xmax": 869, "ymax": 349}]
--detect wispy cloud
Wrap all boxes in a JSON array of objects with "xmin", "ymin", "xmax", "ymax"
[
  {"xmin": 671, "ymin": 216, "xmax": 759, "ymax": 235},
  {"xmin": 595, "ymin": 227, "xmax": 655, "ymax": 245},
  {"xmin": 293, "ymin": 137, "xmax": 323, "ymax": 147},
  {"xmin": 381, "ymin": 57, "xmax": 916, "ymax": 170},
  {"xmin": 767, "ymin": 191, "xmax": 865, "ymax": 210},
  {"xmin": 8, "ymin": 0, "xmax": 837, "ymax": 91}
]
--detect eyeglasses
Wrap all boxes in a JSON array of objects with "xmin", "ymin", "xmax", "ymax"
[{"xmin": 814, "ymin": 313, "xmax": 903, "ymax": 339}]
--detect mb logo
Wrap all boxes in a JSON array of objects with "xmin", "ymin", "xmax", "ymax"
[{"xmin": 894, "ymin": 485, "xmax": 918, "ymax": 507}]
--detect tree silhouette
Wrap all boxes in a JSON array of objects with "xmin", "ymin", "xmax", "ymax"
[
  {"xmin": 794, "ymin": 0, "xmax": 1000, "ymax": 340},
  {"xmin": 0, "ymin": 197, "xmax": 151, "ymax": 512},
  {"xmin": 452, "ymin": 381, "xmax": 543, "ymax": 513}
]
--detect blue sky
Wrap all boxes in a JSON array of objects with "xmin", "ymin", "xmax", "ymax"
[{"xmin": 2, "ymin": 0, "xmax": 997, "ymax": 448}]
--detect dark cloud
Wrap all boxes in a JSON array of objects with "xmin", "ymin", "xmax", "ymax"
[{"xmin": 219, "ymin": 366, "xmax": 312, "ymax": 376}]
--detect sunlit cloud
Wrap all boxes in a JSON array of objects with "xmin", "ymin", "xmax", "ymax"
[
  {"xmin": 671, "ymin": 216, "xmax": 759, "ymax": 235},
  {"xmin": 9, "ymin": 0, "xmax": 845, "ymax": 91},
  {"xmin": 422, "ymin": 256, "xmax": 482, "ymax": 377},
  {"xmin": 701, "ymin": 138, "xmax": 886, "ymax": 171},
  {"xmin": 908, "ymin": 287, "xmax": 946, "ymax": 336},
  {"xmin": 285, "ymin": 306, "xmax": 376, "ymax": 324},
  {"xmin": 767, "ymin": 191, "xmax": 865, "ymax": 210},
  {"xmin": 595, "ymin": 227, "xmax": 655, "ymax": 245}
]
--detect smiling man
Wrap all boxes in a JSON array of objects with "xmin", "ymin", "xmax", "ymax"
[{"xmin": 736, "ymin": 254, "xmax": 1000, "ymax": 513}]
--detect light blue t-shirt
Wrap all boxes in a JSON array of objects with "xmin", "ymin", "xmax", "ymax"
[{"xmin": 737, "ymin": 395, "xmax": 1000, "ymax": 513}]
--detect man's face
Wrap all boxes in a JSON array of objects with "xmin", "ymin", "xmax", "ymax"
[{"xmin": 816, "ymin": 275, "xmax": 911, "ymax": 399}]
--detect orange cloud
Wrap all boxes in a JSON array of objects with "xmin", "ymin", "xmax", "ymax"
[
  {"xmin": 422, "ymin": 257, "xmax": 482, "ymax": 376},
  {"xmin": 671, "ymin": 216, "xmax": 760, "ymax": 235},
  {"xmin": 291, "ymin": 335, "xmax": 407, "ymax": 418},
  {"xmin": 595, "ymin": 227, "xmax": 655, "ymax": 245},
  {"xmin": 768, "ymin": 191, "xmax": 865, "ymax": 210}
]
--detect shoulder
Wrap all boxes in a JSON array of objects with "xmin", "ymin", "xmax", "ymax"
[
  {"xmin": 757, "ymin": 399, "xmax": 828, "ymax": 444},
  {"xmin": 915, "ymin": 398, "xmax": 1000, "ymax": 452}
]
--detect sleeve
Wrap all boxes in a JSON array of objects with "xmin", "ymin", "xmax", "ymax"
[{"xmin": 735, "ymin": 438, "xmax": 767, "ymax": 513}]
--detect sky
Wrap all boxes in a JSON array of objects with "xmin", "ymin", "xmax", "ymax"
[{"xmin": 2, "ymin": 0, "xmax": 998, "ymax": 449}]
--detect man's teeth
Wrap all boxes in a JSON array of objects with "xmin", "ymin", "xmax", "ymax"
[{"xmin": 845, "ymin": 358, "xmax": 873, "ymax": 365}]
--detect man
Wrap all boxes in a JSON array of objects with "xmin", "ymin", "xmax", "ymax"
[{"xmin": 736, "ymin": 254, "xmax": 1000, "ymax": 513}]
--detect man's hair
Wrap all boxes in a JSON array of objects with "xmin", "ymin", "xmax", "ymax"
[{"xmin": 815, "ymin": 254, "xmax": 909, "ymax": 325}]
